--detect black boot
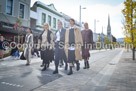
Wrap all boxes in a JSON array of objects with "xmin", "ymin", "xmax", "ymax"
[
  {"xmin": 83, "ymin": 61, "xmax": 87, "ymax": 69},
  {"xmin": 53, "ymin": 67, "xmax": 58, "ymax": 74},
  {"xmin": 86, "ymin": 61, "xmax": 90, "ymax": 69},
  {"xmin": 65, "ymin": 64, "xmax": 68, "ymax": 70},
  {"xmin": 41, "ymin": 61, "xmax": 44, "ymax": 67},
  {"xmin": 47, "ymin": 63, "xmax": 50, "ymax": 68},
  {"xmin": 26, "ymin": 63, "xmax": 30, "ymax": 66},
  {"xmin": 42, "ymin": 65, "xmax": 46, "ymax": 71},
  {"xmin": 76, "ymin": 61, "xmax": 80, "ymax": 71},
  {"xmin": 67, "ymin": 66, "xmax": 73, "ymax": 75},
  {"xmin": 40, "ymin": 64, "xmax": 44, "ymax": 67}
]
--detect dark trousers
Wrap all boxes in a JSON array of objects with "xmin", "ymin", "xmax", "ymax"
[
  {"xmin": 34, "ymin": 48, "xmax": 40, "ymax": 57},
  {"xmin": 54, "ymin": 43, "xmax": 67, "ymax": 69}
]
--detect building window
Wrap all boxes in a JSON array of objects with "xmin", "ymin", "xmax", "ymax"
[
  {"xmin": 6, "ymin": 0, "xmax": 13, "ymax": 15},
  {"xmin": 48, "ymin": 15, "xmax": 51, "ymax": 26},
  {"xmin": 42, "ymin": 13, "xmax": 46, "ymax": 25},
  {"xmin": 19, "ymin": 3, "xmax": 25, "ymax": 18},
  {"xmin": 53, "ymin": 18, "xmax": 56, "ymax": 28}
]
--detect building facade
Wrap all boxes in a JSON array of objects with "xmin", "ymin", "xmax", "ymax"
[
  {"xmin": 61, "ymin": 12, "xmax": 81, "ymax": 28},
  {"xmin": 0, "ymin": 0, "xmax": 31, "ymax": 43},
  {"xmin": 30, "ymin": 1, "xmax": 64, "ymax": 33},
  {"xmin": 30, "ymin": 1, "xmax": 81, "ymax": 43}
]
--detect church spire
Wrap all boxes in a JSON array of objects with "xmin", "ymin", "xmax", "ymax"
[
  {"xmin": 107, "ymin": 14, "xmax": 111, "ymax": 35},
  {"xmin": 108, "ymin": 14, "xmax": 110, "ymax": 26},
  {"xmin": 107, "ymin": 14, "xmax": 112, "ymax": 42}
]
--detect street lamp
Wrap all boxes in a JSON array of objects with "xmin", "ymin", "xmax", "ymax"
[
  {"xmin": 79, "ymin": 5, "xmax": 86, "ymax": 28},
  {"xmin": 94, "ymin": 19, "xmax": 100, "ymax": 42}
]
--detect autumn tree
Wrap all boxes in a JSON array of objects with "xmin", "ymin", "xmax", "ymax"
[
  {"xmin": 104, "ymin": 36, "xmax": 110, "ymax": 49},
  {"xmin": 122, "ymin": 0, "xmax": 136, "ymax": 60},
  {"xmin": 96, "ymin": 35, "xmax": 101, "ymax": 50}
]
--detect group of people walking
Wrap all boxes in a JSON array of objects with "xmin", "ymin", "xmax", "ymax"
[{"xmin": 24, "ymin": 18, "xmax": 93, "ymax": 75}]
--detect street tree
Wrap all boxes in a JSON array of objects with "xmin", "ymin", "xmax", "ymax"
[{"xmin": 122, "ymin": 0, "xmax": 136, "ymax": 60}]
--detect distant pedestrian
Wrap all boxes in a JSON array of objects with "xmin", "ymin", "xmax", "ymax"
[
  {"xmin": 65, "ymin": 19, "xmax": 83, "ymax": 75},
  {"xmin": 31, "ymin": 47, "xmax": 35, "ymax": 58},
  {"xmin": 24, "ymin": 28, "xmax": 33, "ymax": 66},
  {"xmin": 11, "ymin": 46, "xmax": 20, "ymax": 60},
  {"xmin": 34, "ymin": 47, "xmax": 40, "ymax": 57},
  {"xmin": 81, "ymin": 23, "xmax": 93, "ymax": 69},
  {"xmin": 53, "ymin": 21, "xmax": 68, "ymax": 74},
  {"xmin": 0, "ymin": 36, "xmax": 5, "ymax": 60},
  {"xmin": 37, "ymin": 23, "xmax": 54, "ymax": 71}
]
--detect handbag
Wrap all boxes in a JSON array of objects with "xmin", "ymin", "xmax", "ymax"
[{"xmin": 20, "ymin": 51, "xmax": 26, "ymax": 60}]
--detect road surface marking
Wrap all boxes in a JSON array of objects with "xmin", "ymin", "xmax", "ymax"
[{"xmin": 1, "ymin": 82, "xmax": 24, "ymax": 88}]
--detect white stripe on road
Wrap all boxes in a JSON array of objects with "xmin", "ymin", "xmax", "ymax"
[{"xmin": 1, "ymin": 82, "xmax": 24, "ymax": 88}]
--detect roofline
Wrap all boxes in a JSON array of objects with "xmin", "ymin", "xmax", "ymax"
[{"xmin": 36, "ymin": 2, "xmax": 62, "ymax": 17}]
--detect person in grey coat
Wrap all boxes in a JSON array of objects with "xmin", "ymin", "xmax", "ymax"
[
  {"xmin": 24, "ymin": 28, "xmax": 33, "ymax": 66},
  {"xmin": 53, "ymin": 21, "xmax": 68, "ymax": 74}
]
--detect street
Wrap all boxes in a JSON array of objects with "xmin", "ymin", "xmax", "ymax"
[{"xmin": 0, "ymin": 48, "xmax": 123, "ymax": 91}]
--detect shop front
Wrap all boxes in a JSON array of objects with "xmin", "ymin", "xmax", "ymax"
[{"xmin": 0, "ymin": 21, "xmax": 27, "ymax": 44}]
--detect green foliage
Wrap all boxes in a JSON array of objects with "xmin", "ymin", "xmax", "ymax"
[
  {"xmin": 122, "ymin": 0, "xmax": 136, "ymax": 47},
  {"xmin": 122, "ymin": 0, "xmax": 136, "ymax": 60},
  {"xmin": 16, "ymin": 18, "xmax": 22, "ymax": 25}
]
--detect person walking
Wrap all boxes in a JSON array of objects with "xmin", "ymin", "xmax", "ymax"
[
  {"xmin": 11, "ymin": 46, "xmax": 20, "ymax": 60},
  {"xmin": 81, "ymin": 23, "xmax": 93, "ymax": 69},
  {"xmin": 0, "ymin": 36, "xmax": 5, "ymax": 61},
  {"xmin": 37, "ymin": 23, "xmax": 54, "ymax": 71},
  {"xmin": 53, "ymin": 21, "xmax": 68, "ymax": 74},
  {"xmin": 24, "ymin": 28, "xmax": 33, "ymax": 66},
  {"xmin": 65, "ymin": 19, "xmax": 83, "ymax": 75}
]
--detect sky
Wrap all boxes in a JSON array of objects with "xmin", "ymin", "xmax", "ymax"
[{"xmin": 31, "ymin": 0, "xmax": 125, "ymax": 38}]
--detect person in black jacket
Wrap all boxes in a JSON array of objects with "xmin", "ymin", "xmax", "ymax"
[{"xmin": 37, "ymin": 23, "xmax": 54, "ymax": 71}]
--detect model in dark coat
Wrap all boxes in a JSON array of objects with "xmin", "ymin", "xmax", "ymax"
[
  {"xmin": 37, "ymin": 23, "xmax": 54, "ymax": 71},
  {"xmin": 81, "ymin": 23, "xmax": 93, "ymax": 69}
]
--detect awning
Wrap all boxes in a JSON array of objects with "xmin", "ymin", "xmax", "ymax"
[{"xmin": 0, "ymin": 21, "xmax": 42, "ymax": 36}]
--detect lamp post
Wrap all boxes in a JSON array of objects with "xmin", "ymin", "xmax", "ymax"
[
  {"xmin": 79, "ymin": 5, "xmax": 86, "ymax": 28},
  {"xmin": 94, "ymin": 19, "xmax": 99, "ymax": 42}
]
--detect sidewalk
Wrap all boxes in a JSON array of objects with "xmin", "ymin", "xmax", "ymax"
[
  {"xmin": 90, "ymin": 49, "xmax": 110, "ymax": 54},
  {"xmin": 104, "ymin": 50, "xmax": 136, "ymax": 91}
]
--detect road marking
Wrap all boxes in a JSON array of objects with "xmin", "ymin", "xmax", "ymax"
[
  {"xmin": 1, "ymin": 82, "xmax": 24, "ymax": 88},
  {"xmin": 1, "ymin": 63, "xmax": 6, "ymax": 65}
]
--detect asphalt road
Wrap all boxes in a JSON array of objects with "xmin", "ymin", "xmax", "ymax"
[{"xmin": 0, "ymin": 59, "xmax": 62, "ymax": 91}]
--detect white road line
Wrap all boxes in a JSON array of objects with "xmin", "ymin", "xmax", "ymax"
[{"xmin": 1, "ymin": 82, "xmax": 24, "ymax": 88}]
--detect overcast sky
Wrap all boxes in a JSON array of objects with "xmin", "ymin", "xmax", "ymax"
[{"xmin": 31, "ymin": 0, "xmax": 125, "ymax": 38}]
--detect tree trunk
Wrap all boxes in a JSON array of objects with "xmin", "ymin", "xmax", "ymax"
[{"xmin": 133, "ymin": 47, "xmax": 135, "ymax": 60}]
